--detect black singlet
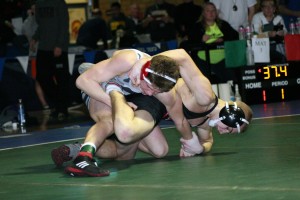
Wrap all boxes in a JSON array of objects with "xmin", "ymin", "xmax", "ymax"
[{"xmin": 182, "ymin": 95, "xmax": 218, "ymax": 127}]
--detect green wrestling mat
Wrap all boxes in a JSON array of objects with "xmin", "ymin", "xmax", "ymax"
[{"xmin": 1, "ymin": 116, "xmax": 300, "ymax": 200}]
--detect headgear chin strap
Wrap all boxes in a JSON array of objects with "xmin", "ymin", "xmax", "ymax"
[
  {"xmin": 140, "ymin": 61, "xmax": 177, "ymax": 85},
  {"xmin": 209, "ymin": 102, "xmax": 249, "ymax": 133}
]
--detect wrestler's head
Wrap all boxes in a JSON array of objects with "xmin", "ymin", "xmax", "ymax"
[
  {"xmin": 209, "ymin": 101, "xmax": 253, "ymax": 134},
  {"xmin": 140, "ymin": 55, "xmax": 180, "ymax": 93}
]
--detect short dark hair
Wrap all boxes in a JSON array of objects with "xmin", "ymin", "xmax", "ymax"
[
  {"xmin": 148, "ymin": 55, "xmax": 180, "ymax": 92},
  {"xmin": 260, "ymin": 0, "xmax": 279, "ymax": 15}
]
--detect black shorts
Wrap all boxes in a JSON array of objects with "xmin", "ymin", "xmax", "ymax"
[
  {"xmin": 82, "ymin": 92, "xmax": 166, "ymax": 126},
  {"xmin": 125, "ymin": 93, "xmax": 166, "ymax": 126}
]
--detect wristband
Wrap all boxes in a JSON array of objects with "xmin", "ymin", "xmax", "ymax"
[{"xmin": 105, "ymin": 82, "xmax": 123, "ymax": 94}]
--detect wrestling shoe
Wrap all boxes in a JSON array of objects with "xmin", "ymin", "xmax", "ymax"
[
  {"xmin": 64, "ymin": 155, "xmax": 110, "ymax": 177},
  {"xmin": 51, "ymin": 143, "xmax": 81, "ymax": 167}
]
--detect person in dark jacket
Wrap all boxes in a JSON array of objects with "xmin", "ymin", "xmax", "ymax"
[
  {"xmin": 76, "ymin": 9, "xmax": 109, "ymax": 50},
  {"xmin": 184, "ymin": 2, "xmax": 239, "ymax": 83},
  {"xmin": 188, "ymin": 2, "xmax": 238, "ymax": 44},
  {"xmin": 142, "ymin": 0, "xmax": 177, "ymax": 42},
  {"xmin": 31, "ymin": 0, "xmax": 70, "ymax": 120},
  {"xmin": 175, "ymin": 0, "xmax": 203, "ymax": 39},
  {"xmin": 107, "ymin": 2, "xmax": 138, "ymax": 48}
]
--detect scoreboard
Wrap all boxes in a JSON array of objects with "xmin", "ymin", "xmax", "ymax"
[{"xmin": 239, "ymin": 62, "xmax": 300, "ymax": 104}]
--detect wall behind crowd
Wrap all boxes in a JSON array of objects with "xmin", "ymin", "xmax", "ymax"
[
  {"xmin": 93, "ymin": 0, "xmax": 271, "ymax": 23},
  {"xmin": 95, "ymin": 0, "xmax": 206, "ymax": 21}
]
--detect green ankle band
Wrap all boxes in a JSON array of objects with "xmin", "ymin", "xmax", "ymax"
[{"xmin": 80, "ymin": 143, "xmax": 96, "ymax": 155}]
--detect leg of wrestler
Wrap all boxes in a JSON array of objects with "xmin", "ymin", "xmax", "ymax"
[
  {"xmin": 96, "ymin": 135, "xmax": 166, "ymax": 161},
  {"xmin": 64, "ymin": 98, "xmax": 113, "ymax": 177},
  {"xmin": 95, "ymin": 139, "xmax": 118, "ymax": 159},
  {"xmin": 110, "ymin": 91, "xmax": 157, "ymax": 143},
  {"xmin": 84, "ymin": 98, "xmax": 114, "ymax": 147},
  {"xmin": 95, "ymin": 138, "xmax": 139, "ymax": 160},
  {"xmin": 137, "ymin": 125, "xmax": 169, "ymax": 158},
  {"xmin": 55, "ymin": 93, "xmax": 160, "ymax": 169},
  {"xmin": 115, "ymin": 141, "xmax": 140, "ymax": 160},
  {"xmin": 110, "ymin": 92, "xmax": 168, "ymax": 157}
]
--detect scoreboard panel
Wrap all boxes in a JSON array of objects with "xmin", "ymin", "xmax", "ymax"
[{"xmin": 239, "ymin": 62, "xmax": 300, "ymax": 104}]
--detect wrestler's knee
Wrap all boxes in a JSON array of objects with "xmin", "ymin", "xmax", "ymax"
[
  {"xmin": 114, "ymin": 125, "xmax": 137, "ymax": 144},
  {"xmin": 151, "ymin": 143, "xmax": 169, "ymax": 158}
]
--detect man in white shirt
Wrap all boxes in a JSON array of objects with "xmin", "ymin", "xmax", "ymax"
[{"xmin": 210, "ymin": 0, "xmax": 257, "ymax": 31}]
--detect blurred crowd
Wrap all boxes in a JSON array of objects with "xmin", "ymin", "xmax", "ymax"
[
  {"xmin": 1, "ymin": 0, "xmax": 299, "ymax": 55},
  {"xmin": 0, "ymin": 0, "xmax": 299, "ymax": 116}
]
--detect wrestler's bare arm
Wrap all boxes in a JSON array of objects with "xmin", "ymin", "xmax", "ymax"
[
  {"xmin": 155, "ymin": 89, "xmax": 193, "ymax": 140},
  {"xmin": 157, "ymin": 49, "xmax": 215, "ymax": 106},
  {"xmin": 110, "ymin": 91, "xmax": 155, "ymax": 143},
  {"xmin": 76, "ymin": 50, "xmax": 138, "ymax": 106}
]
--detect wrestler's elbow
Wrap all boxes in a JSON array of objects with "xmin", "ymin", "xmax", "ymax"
[
  {"xmin": 75, "ymin": 75, "xmax": 86, "ymax": 90},
  {"xmin": 174, "ymin": 49, "xmax": 189, "ymax": 61},
  {"xmin": 176, "ymin": 48, "xmax": 188, "ymax": 56},
  {"xmin": 75, "ymin": 76, "xmax": 82, "ymax": 89}
]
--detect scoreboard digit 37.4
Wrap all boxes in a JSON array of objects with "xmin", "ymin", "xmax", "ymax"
[{"xmin": 239, "ymin": 62, "xmax": 300, "ymax": 104}]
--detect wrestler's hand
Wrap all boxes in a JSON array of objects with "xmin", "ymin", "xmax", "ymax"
[
  {"xmin": 127, "ymin": 102, "xmax": 138, "ymax": 110},
  {"xmin": 179, "ymin": 131, "xmax": 204, "ymax": 157},
  {"xmin": 128, "ymin": 58, "xmax": 150, "ymax": 86},
  {"xmin": 180, "ymin": 148, "xmax": 196, "ymax": 157}
]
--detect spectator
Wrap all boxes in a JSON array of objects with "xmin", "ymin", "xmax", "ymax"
[
  {"xmin": 76, "ymin": 9, "xmax": 109, "ymax": 50},
  {"xmin": 0, "ymin": 18, "xmax": 16, "ymax": 56},
  {"xmin": 22, "ymin": 3, "xmax": 38, "ymax": 47},
  {"xmin": 106, "ymin": 2, "xmax": 138, "ymax": 49},
  {"xmin": 278, "ymin": 0, "xmax": 300, "ymax": 31},
  {"xmin": 188, "ymin": 2, "xmax": 239, "ymax": 44},
  {"xmin": 185, "ymin": 2, "xmax": 238, "ymax": 83},
  {"xmin": 22, "ymin": 2, "xmax": 49, "ymax": 110},
  {"xmin": 127, "ymin": 3, "xmax": 146, "ymax": 35},
  {"xmin": 31, "ymin": 0, "xmax": 70, "ymax": 121},
  {"xmin": 252, "ymin": 0, "xmax": 287, "ymax": 62},
  {"xmin": 0, "ymin": 0, "xmax": 18, "ymax": 56},
  {"xmin": 0, "ymin": 0, "xmax": 29, "ymax": 56},
  {"xmin": 175, "ymin": 0, "xmax": 203, "ymax": 39},
  {"xmin": 142, "ymin": 0, "xmax": 177, "ymax": 42},
  {"xmin": 210, "ymin": 0, "xmax": 257, "ymax": 31}
]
